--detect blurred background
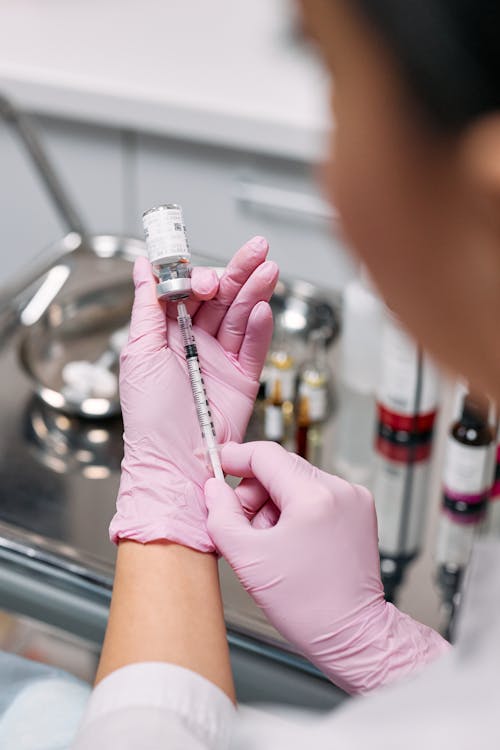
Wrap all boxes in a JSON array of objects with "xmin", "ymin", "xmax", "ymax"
[
  {"xmin": 0, "ymin": 0, "xmax": 497, "ymax": 711},
  {"xmin": 0, "ymin": 0, "xmax": 346, "ymax": 288}
]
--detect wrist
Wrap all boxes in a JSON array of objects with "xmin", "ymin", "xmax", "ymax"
[
  {"xmin": 117, "ymin": 539, "xmax": 217, "ymax": 572},
  {"xmin": 97, "ymin": 540, "xmax": 234, "ymax": 700},
  {"xmin": 110, "ymin": 472, "xmax": 215, "ymax": 551},
  {"xmin": 321, "ymin": 600, "xmax": 450, "ymax": 695},
  {"xmin": 115, "ymin": 541, "xmax": 220, "ymax": 613}
]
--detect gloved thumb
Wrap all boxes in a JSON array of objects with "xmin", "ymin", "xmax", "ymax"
[
  {"xmin": 205, "ymin": 478, "xmax": 253, "ymax": 561},
  {"xmin": 128, "ymin": 256, "xmax": 167, "ymax": 351}
]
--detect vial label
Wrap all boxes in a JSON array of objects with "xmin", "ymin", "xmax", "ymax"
[
  {"xmin": 143, "ymin": 206, "xmax": 190, "ymax": 263},
  {"xmin": 265, "ymin": 404, "xmax": 284, "ymax": 442},
  {"xmin": 372, "ymin": 455, "xmax": 430, "ymax": 557},
  {"xmin": 442, "ymin": 439, "xmax": 491, "ymax": 497},
  {"xmin": 299, "ymin": 381, "xmax": 327, "ymax": 422},
  {"xmin": 377, "ymin": 319, "xmax": 439, "ymax": 416}
]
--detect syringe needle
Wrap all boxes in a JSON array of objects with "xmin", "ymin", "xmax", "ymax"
[{"xmin": 177, "ymin": 301, "xmax": 224, "ymax": 481}]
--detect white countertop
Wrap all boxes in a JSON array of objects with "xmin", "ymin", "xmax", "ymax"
[{"xmin": 0, "ymin": 0, "xmax": 330, "ymax": 161}]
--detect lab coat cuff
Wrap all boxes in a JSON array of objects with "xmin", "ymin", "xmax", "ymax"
[{"xmin": 79, "ymin": 662, "xmax": 235, "ymax": 749}]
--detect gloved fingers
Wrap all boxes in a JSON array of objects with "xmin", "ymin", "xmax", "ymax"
[
  {"xmin": 322, "ymin": 472, "xmax": 373, "ymax": 505},
  {"xmin": 234, "ymin": 477, "xmax": 270, "ymax": 519},
  {"xmin": 232, "ymin": 477, "xmax": 280, "ymax": 529},
  {"xmin": 217, "ymin": 262, "xmax": 278, "ymax": 354},
  {"xmin": 165, "ymin": 267, "xmax": 219, "ymax": 321},
  {"xmin": 128, "ymin": 256, "xmax": 168, "ymax": 351},
  {"xmin": 205, "ymin": 478, "xmax": 255, "ymax": 556},
  {"xmin": 193, "ymin": 237, "xmax": 269, "ymax": 335},
  {"xmin": 191, "ymin": 267, "xmax": 219, "ymax": 300},
  {"xmin": 238, "ymin": 301, "xmax": 274, "ymax": 380},
  {"xmin": 251, "ymin": 499, "xmax": 280, "ymax": 529},
  {"xmin": 220, "ymin": 441, "xmax": 308, "ymax": 511}
]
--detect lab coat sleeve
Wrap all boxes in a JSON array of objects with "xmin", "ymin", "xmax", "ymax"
[
  {"xmin": 71, "ymin": 662, "xmax": 236, "ymax": 750},
  {"xmin": 71, "ymin": 540, "xmax": 500, "ymax": 750}
]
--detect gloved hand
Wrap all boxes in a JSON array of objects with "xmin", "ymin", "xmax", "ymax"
[
  {"xmin": 206, "ymin": 441, "xmax": 450, "ymax": 694},
  {"xmin": 110, "ymin": 238, "xmax": 278, "ymax": 551}
]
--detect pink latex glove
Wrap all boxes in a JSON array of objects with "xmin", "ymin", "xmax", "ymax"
[
  {"xmin": 205, "ymin": 441, "xmax": 450, "ymax": 694},
  {"xmin": 110, "ymin": 237, "xmax": 278, "ymax": 551}
]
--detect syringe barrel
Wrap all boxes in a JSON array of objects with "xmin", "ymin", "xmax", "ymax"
[
  {"xmin": 177, "ymin": 302, "xmax": 224, "ymax": 480},
  {"xmin": 177, "ymin": 302, "xmax": 196, "ymax": 348},
  {"xmin": 186, "ymin": 356, "xmax": 217, "ymax": 442}
]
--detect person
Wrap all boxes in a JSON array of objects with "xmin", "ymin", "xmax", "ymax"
[{"xmin": 23, "ymin": 0, "xmax": 500, "ymax": 746}]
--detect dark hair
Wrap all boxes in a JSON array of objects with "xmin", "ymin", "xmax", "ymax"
[{"xmin": 353, "ymin": 1, "xmax": 500, "ymax": 130}]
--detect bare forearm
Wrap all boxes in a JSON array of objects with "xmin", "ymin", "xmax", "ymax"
[{"xmin": 96, "ymin": 540, "xmax": 235, "ymax": 702}]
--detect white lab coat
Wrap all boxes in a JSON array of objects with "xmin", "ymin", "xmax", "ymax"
[
  {"xmin": 70, "ymin": 540, "xmax": 500, "ymax": 750},
  {"xmin": 0, "ymin": 654, "xmax": 89, "ymax": 750}
]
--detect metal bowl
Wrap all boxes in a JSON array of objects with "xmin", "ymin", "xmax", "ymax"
[
  {"xmin": 17, "ymin": 234, "xmax": 339, "ymax": 419},
  {"xmin": 269, "ymin": 277, "xmax": 339, "ymax": 361},
  {"xmin": 18, "ymin": 234, "xmax": 143, "ymax": 418}
]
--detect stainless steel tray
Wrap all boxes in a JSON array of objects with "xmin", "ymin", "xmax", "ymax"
[{"xmin": 0, "ymin": 234, "xmax": 341, "ymax": 651}]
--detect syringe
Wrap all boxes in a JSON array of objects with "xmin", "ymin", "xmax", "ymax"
[
  {"xmin": 177, "ymin": 301, "xmax": 224, "ymax": 481},
  {"xmin": 142, "ymin": 203, "xmax": 224, "ymax": 481}
]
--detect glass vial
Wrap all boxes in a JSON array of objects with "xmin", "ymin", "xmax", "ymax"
[
  {"xmin": 264, "ymin": 379, "xmax": 285, "ymax": 444},
  {"xmin": 376, "ymin": 312, "xmax": 440, "ymax": 435},
  {"xmin": 435, "ymin": 385, "xmax": 494, "ymax": 637},
  {"xmin": 142, "ymin": 203, "xmax": 192, "ymax": 300},
  {"xmin": 265, "ymin": 343, "xmax": 296, "ymax": 449},
  {"xmin": 297, "ymin": 329, "xmax": 331, "ymax": 465}
]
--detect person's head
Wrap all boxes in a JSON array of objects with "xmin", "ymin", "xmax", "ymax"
[{"xmin": 299, "ymin": 0, "xmax": 500, "ymax": 399}]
